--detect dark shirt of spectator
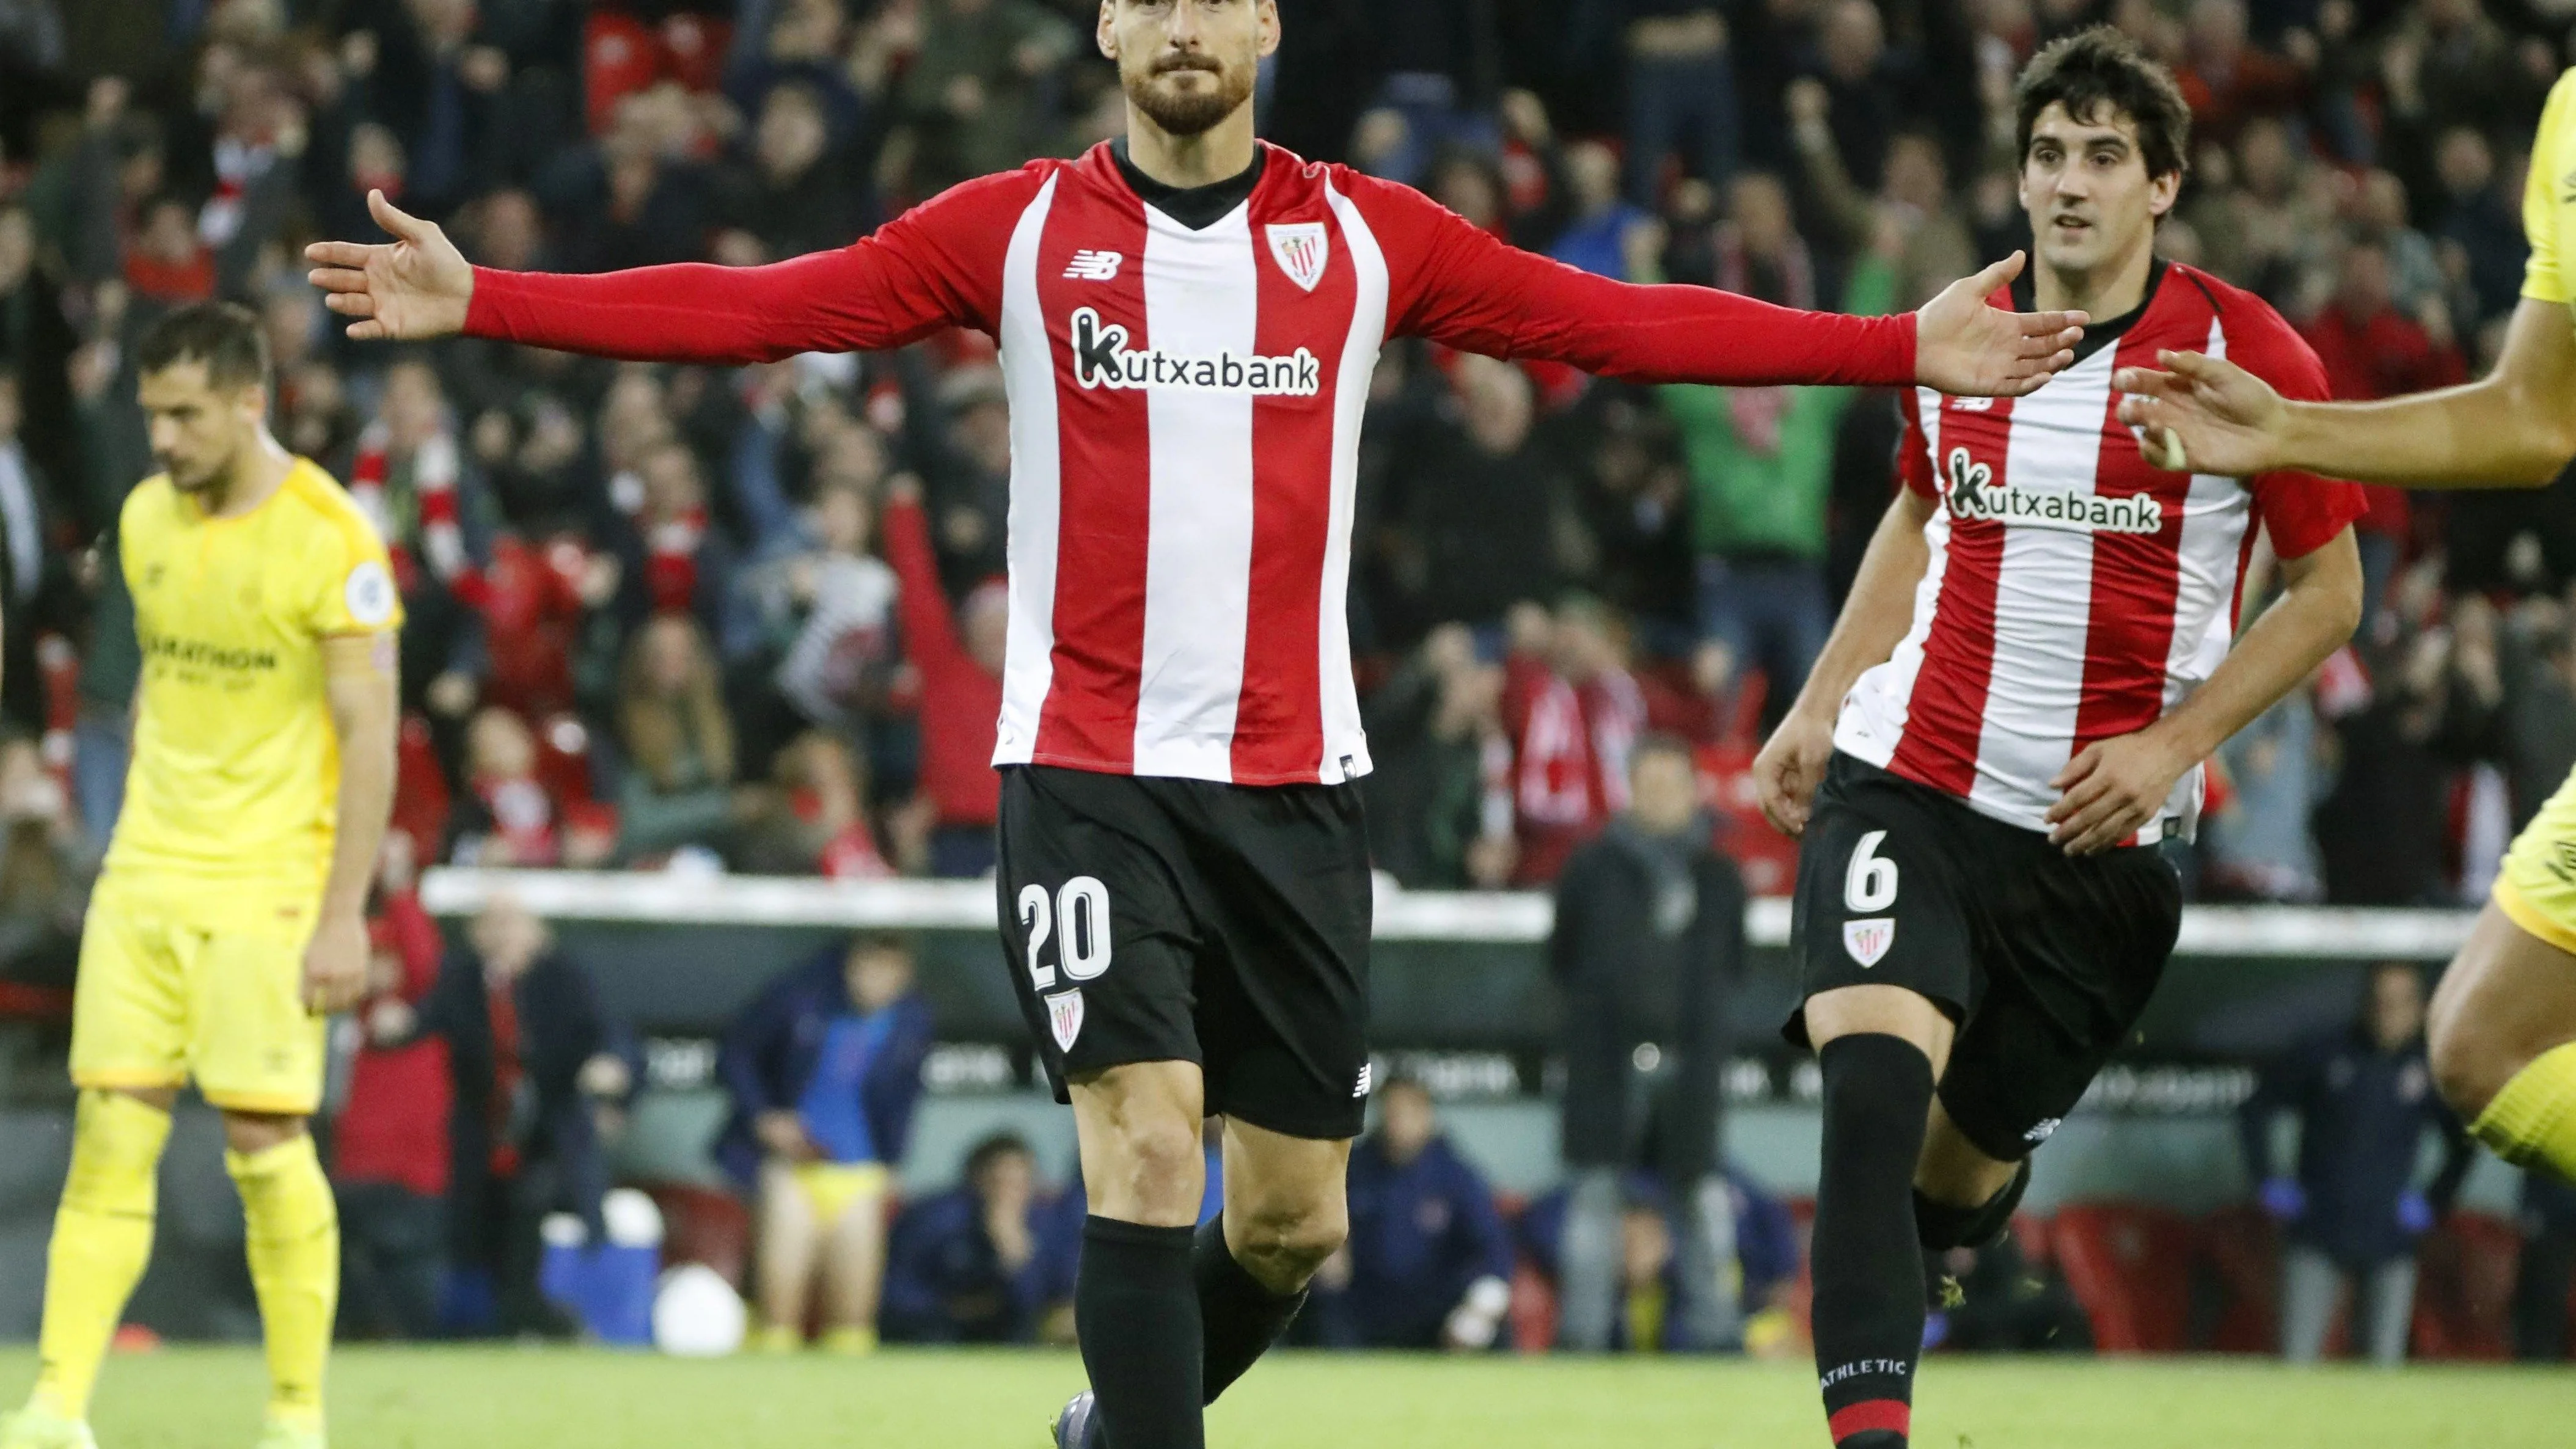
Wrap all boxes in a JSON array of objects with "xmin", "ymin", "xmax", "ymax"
[
  {"xmin": 712, "ymin": 933, "xmax": 934, "ymax": 1191},
  {"xmin": 419, "ymin": 896, "xmax": 638, "ymax": 1335},
  {"xmin": 880, "ymin": 1132, "xmax": 1072, "ymax": 1344},
  {"xmin": 2239, "ymin": 963, "xmax": 2474, "ymax": 1269},
  {"xmin": 1327, "ymin": 1078, "xmax": 1516, "ymax": 1350}
]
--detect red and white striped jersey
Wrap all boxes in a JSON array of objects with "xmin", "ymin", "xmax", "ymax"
[
  {"xmin": 1833, "ymin": 262, "xmax": 2365, "ymax": 839},
  {"xmin": 466, "ymin": 142, "xmax": 1918, "ymax": 786}
]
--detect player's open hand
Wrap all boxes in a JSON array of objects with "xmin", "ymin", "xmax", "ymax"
[
  {"xmin": 2046, "ymin": 729, "xmax": 2190, "ymax": 855},
  {"xmin": 2112, "ymin": 349, "xmax": 2289, "ymax": 476},
  {"xmin": 1914, "ymin": 252, "xmax": 2088, "ymax": 398},
  {"xmin": 1754, "ymin": 707, "xmax": 1838, "ymax": 838},
  {"xmin": 304, "ymin": 189, "xmax": 474, "ymax": 341},
  {"xmin": 301, "ymin": 911, "xmax": 370, "ymax": 1015}
]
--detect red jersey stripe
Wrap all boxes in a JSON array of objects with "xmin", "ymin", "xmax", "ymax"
[{"xmin": 1890, "ymin": 398, "xmax": 2013, "ymax": 797}]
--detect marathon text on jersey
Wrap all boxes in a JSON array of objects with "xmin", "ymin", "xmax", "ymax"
[
  {"xmin": 1068, "ymin": 307, "xmax": 1322, "ymax": 397},
  {"xmin": 1941, "ymin": 445, "xmax": 2164, "ymax": 535},
  {"xmin": 140, "ymin": 631, "xmax": 280, "ymax": 674}
]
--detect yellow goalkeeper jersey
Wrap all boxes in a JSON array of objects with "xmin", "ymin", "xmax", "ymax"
[
  {"xmin": 103, "ymin": 458, "xmax": 402, "ymax": 913},
  {"xmin": 2525, "ymin": 68, "xmax": 2576, "ymax": 306}
]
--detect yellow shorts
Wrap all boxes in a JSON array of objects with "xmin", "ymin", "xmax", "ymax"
[
  {"xmin": 791, "ymin": 1162, "xmax": 891, "ymax": 1226},
  {"xmin": 70, "ymin": 880, "xmax": 327, "ymax": 1114},
  {"xmin": 2494, "ymin": 768, "xmax": 2576, "ymax": 957}
]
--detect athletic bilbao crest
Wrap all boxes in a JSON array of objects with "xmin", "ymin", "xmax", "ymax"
[
  {"xmin": 1843, "ymin": 917, "xmax": 1896, "ymax": 968},
  {"xmin": 1046, "ymin": 989, "xmax": 1085, "ymax": 1052},
  {"xmin": 1268, "ymin": 222, "xmax": 1330, "ymax": 293}
]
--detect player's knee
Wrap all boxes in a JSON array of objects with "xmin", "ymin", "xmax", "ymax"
[
  {"xmin": 2428, "ymin": 1016, "xmax": 2514, "ymax": 1121},
  {"xmin": 1092, "ymin": 1114, "xmax": 1206, "ymax": 1224},
  {"xmin": 219, "ymin": 1110, "xmax": 309, "ymax": 1158},
  {"xmin": 1231, "ymin": 1197, "xmax": 1347, "ymax": 1291}
]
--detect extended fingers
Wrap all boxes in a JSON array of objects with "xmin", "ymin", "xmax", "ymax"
[
  {"xmin": 304, "ymin": 239, "xmax": 381, "ymax": 269},
  {"xmin": 323, "ymin": 290, "xmax": 379, "ymax": 317},
  {"xmin": 307, "ymin": 266, "xmax": 371, "ymax": 294}
]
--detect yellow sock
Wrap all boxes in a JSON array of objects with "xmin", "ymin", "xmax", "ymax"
[
  {"xmin": 31, "ymin": 1092, "xmax": 172, "ymax": 1420},
  {"xmin": 819, "ymin": 1324, "xmax": 877, "ymax": 1356},
  {"xmin": 226, "ymin": 1134, "xmax": 337, "ymax": 1433},
  {"xmin": 2473, "ymin": 1040, "xmax": 2576, "ymax": 1183}
]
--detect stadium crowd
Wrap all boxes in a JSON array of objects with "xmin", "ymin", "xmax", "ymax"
[{"xmin": 2, "ymin": 0, "xmax": 2576, "ymax": 1360}]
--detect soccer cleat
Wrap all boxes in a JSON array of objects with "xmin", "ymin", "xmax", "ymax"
[
  {"xmin": 0, "ymin": 1406, "xmax": 97, "ymax": 1449},
  {"xmin": 251, "ymin": 1417, "xmax": 325, "ymax": 1449},
  {"xmin": 819, "ymin": 1326, "xmax": 877, "ymax": 1356},
  {"xmin": 1050, "ymin": 1390, "xmax": 1102, "ymax": 1449},
  {"xmin": 754, "ymin": 1323, "xmax": 804, "ymax": 1354}
]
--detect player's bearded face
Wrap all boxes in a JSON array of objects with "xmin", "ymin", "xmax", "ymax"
[
  {"xmin": 138, "ymin": 364, "xmax": 259, "ymax": 494},
  {"xmin": 1113, "ymin": 4, "xmax": 1262, "ymax": 137}
]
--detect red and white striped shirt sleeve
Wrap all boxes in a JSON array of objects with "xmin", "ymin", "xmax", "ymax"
[
  {"xmin": 461, "ymin": 164, "xmax": 1047, "ymax": 363},
  {"xmin": 2223, "ymin": 304, "xmax": 2368, "ymax": 559},
  {"xmin": 1345, "ymin": 173, "xmax": 1919, "ymax": 389}
]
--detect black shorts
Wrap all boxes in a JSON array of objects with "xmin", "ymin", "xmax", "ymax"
[
  {"xmin": 1786, "ymin": 753, "xmax": 2183, "ymax": 1162},
  {"xmin": 995, "ymin": 764, "xmax": 1374, "ymax": 1141}
]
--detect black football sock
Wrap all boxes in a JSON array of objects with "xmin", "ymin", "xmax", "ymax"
[
  {"xmin": 1079, "ymin": 1217, "xmax": 1204, "ymax": 1449},
  {"xmin": 1913, "ymin": 1158, "xmax": 2033, "ymax": 1251},
  {"xmin": 1811, "ymin": 1034, "xmax": 1937, "ymax": 1449},
  {"xmin": 1193, "ymin": 1212, "xmax": 1307, "ymax": 1403}
]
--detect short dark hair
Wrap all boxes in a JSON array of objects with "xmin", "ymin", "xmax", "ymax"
[
  {"xmin": 2014, "ymin": 25, "xmax": 2191, "ymax": 185},
  {"xmin": 964, "ymin": 1131, "xmax": 1033, "ymax": 1183},
  {"xmin": 137, "ymin": 301, "xmax": 271, "ymax": 393}
]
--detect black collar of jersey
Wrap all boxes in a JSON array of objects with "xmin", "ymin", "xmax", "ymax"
[
  {"xmin": 1111, "ymin": 138, "xmax": 1268, "ymax": 231},
  {"xmin": 2011, "ymin": 257, "xmax": 2190, "ymax": 367}
]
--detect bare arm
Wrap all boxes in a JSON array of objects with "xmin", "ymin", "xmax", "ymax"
[
  {"xmin": 2045, "ymin": 528, "xmax": 2362, "ymax": 853},
  {"xmin": 2117, "ymin": 297, "xmax": 2576, "ymax": 488},
  {"xmin": 303, "ymin": 630, "xmax": 399, "ymax": 1013},
  {"xmin": 1752, "ymin": 488, "xmax": 1936, "ymax": 836}
]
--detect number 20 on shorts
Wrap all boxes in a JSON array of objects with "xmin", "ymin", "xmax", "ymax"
[{"xmin": 1020, "ymin": 877, "xmax": 1114, "ymax": 990}]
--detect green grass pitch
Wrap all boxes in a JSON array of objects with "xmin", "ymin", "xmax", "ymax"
[{"xmin": 24, "ymin": 1346, "xmax": 2570, "ymax": 1448}]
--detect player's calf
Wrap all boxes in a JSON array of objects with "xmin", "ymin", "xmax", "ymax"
[
  {"xmin": 1070, "ymin": 1064, "xmax": 1212, "ymax": 1449},
  {"xmin": 1911, "ymin": 1103, "xmax": 2033, "ymax": 1252},
  {"xmin": 1806, "ymin": 1010, "xmax": 1943, "ymax": 1449}
]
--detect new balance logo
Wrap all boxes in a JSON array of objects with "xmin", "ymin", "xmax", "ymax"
[
  {"xmin": 2024, "ymin": 1117, "xmax": 2063, "ymax": 1145},
  {"xmin": 1069, "ymin": 307, "xmax": 1322, "ymax": 396},
  {"xmin": 1064, "ymin": 250, "xmax": 1124, "ymax": 281},
  {"xmin": 1353, "ymin": 1064, "xmax": 1373, "ymax": 1098},
  {"xmin": 1942, "ymin": 446, "xmax": 2164, "ymax": 535}
]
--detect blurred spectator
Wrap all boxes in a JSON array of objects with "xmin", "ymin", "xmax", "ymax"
[
  {"xmin": 881, "ymin": 1131, "xmax": 1073, "ymax": 1345},
  {"xmin": 2239, "ymin": 962, "xmax": 2475, "ymax": 1365},
  {"xmin": 1620, "ymin": 2, "xmax": 1739, "ymax": 205},
  {"xmin": 742, "ymin": 478, "xmax": 899, "ymax": 746},
  {"xmin": 1549, "ymin": 734, "xmax": 1744, "ymax": 1351},
  {"xmin": 882, "ymin": 475, "xmax": 1003, "ymax": 878},
  {"xmin": 2204, "ymin": 681, "xmax": 2329, "ymax": 903},
  {"xmin": 736, "ymin": 729, "xmax": 896, "ymax": 878},
  {"xmin": 2313, "ymin": 589, "xmax": 2487, "ymax": 905},
  {"xmin": 893, "ymin": 0, "xmax": 1079, "ymax": 195},
  {"xmin": 0, "ymin": 203, "xmax": 78, "ymax": 498},
  {"xmin": 1389, "ymin": 355, "xmax": 1567, "ymax": 645},
  {"xmin": 123, "ymin": 193, "xmax": 214, "ymax": 304},
  {"xmin": 331, "ymin": 837, "xmax": 452, "ymax": 1341},
  {"xmin": 715, "ymin": 932, "xmax": 932, "ymax": 1352},
  {"xmin": 614, "ymin": 614, "xmax": 748, "ymax": 863},
  {"xmin": 1313, "ymin": 1076, "xmax": 1514, "ymax": 1351},
  {"xmin": 2431, "ymin": 126, "xmax": 2530, "ymax": 327},
  {"xmin": 1520, "ymin": 1164, "xmax": 1798, "ymax": 1354},
  {"xmin": 2510, "ymin": 1170, "xmax": 2576, "ymax": 1362},
  {"xmin": 0, "ymin": 365, "xmax": 70, "ymax": 736},
  {"xmin": 1664, "ymin": 171, "xmax": 1893, "ymax": 733},
  {"xmin": 421, "ymin": 895, "xmax": 636, "ymax": 1338},
  {"xmin": 2174, "ymin": 0, "xmax": 2308, "ymax": 146},
  {"xmin": 1352, "ymin": 0, "xmax": 1505, "ymax": 187},
  {"xmin": 1504, "ymin": 597, "xmax": 1644, "ymax": 885},
  {"xmin": 2490, "ymin": 596, "xmax": 2576, "ymax": 831},
  {"xmin": 0, "ymin": 737, "xmax": 88, "ymax": 991},
  {"xmin": 714, "ymin": 80, "xmax": 866, "ymax": 265},
  {"xmin": 446, "ymin": 706, "xmax": 605, "ymax": 869},
  {"xmin": 1546, "ymin": 140, "xmax": 1660, "ymax": 282},
  {"xmin": 1788, "ymin": 81, "xmax": 1975, "ymax": 312},
  {"xmin": 1359, "ymin": 624, "xmax": 1515, "ymax": 890}
]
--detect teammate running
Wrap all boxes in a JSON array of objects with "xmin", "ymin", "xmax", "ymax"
[
  {"xmin": 305, "ymin": 3, "xmax": 2088, "ymax": 1445},
  {"xmin": 1752, "ymin": 30, "xmax": 2364, "ymax": 1448},
  {"xmin": 2118, "ymin": 67, "xmax": 2576, "ymax": 1188},
  {"xmin": 0, "ymin": 304, "xmax": 402, "ymax": 1449}
]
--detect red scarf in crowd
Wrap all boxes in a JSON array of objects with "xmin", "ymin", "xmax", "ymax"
[{"xmin": 351, "ymin": 422, "xmax": 490, "ymax": 608}]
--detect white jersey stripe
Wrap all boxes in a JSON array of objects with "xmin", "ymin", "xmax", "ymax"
[
  {"xmin": 993, "ymin": 172, "xmax": 1064, "ymax": 768},
  {"xmin": 1318, "ymin": 181, "xmax": 1389, "ymax": 784},
  {"xmin": 1132, "ymin": 202, "xmax": 1261, "ymax": 778},
  {"xmin": 2158, "ymin": 318, "xmax": 2247, "ymax": 834},
  {"xmin": 1967, "ymin": 345, "xmax": 2117, "ymax": 824}
]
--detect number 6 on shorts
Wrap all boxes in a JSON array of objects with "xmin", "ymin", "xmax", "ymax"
[
  {"xmin": 1019, "ymin": 875, "xmax": 1116, "ymax": 991},
  {"xmin": 1844, "ymin": 830, "xmax": 1899, "ymax": 913}
]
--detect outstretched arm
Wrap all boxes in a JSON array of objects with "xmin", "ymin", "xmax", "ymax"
[
  {"xmin": 1375, "ymin": 178, "xmax": 2084, "ymax": 396},
  {"xmin": 2116, "ymin": 297, "xmax": 2576, "ymax": 487},
  {"xmin": 307, "ymin": 180, "xmax": 1027, "ymax": 363}
]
